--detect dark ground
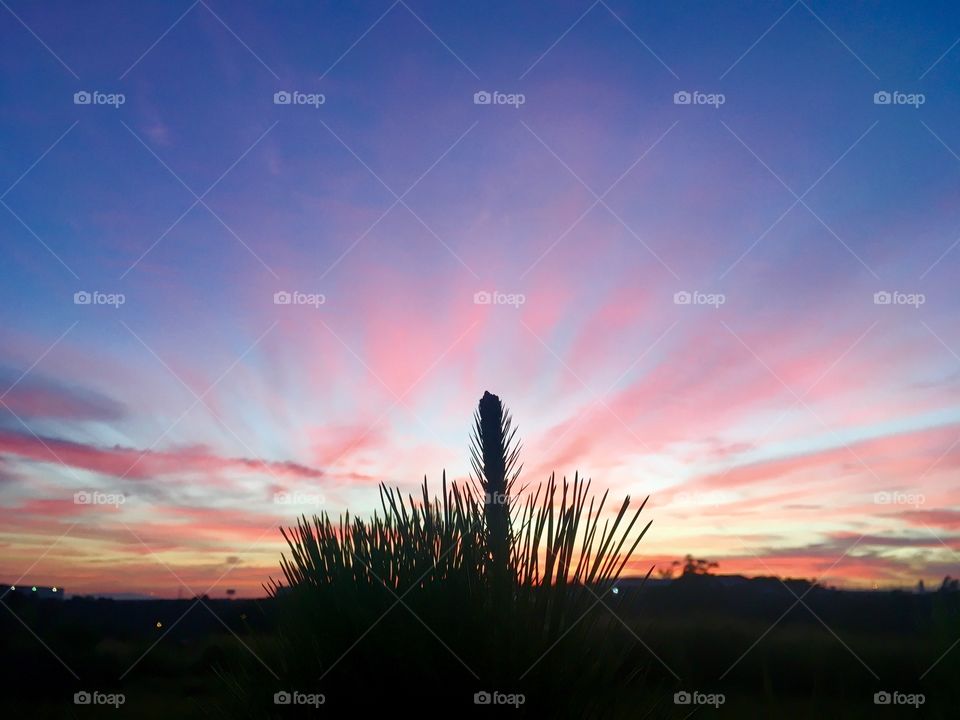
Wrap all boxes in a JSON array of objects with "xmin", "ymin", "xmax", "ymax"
[{"xmin": 1, "ymin": 575, "xmax": 957, "ymax": 718}]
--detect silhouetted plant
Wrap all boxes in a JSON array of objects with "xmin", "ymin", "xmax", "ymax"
[
  {"xmin": 470, "ymin": 391, "xmax": 520, "ymax": 608},
  {"xmin": 239, "ymin": 391, "xmax": 654, "ymax": 715}
]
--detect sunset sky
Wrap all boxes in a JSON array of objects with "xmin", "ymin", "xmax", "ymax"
[{"xmin": 2, "ymin": 1, "xmax": 960, "ymax": 596}]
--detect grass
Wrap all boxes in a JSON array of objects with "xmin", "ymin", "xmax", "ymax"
[{"xmin": 3, "ymin": 588, "xmax": 959, "ymax": 717}]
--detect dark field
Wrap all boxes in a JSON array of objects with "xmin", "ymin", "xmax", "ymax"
[{"xmin": 3, "ymin": 575, "xmax": 958, "ymax": 718}]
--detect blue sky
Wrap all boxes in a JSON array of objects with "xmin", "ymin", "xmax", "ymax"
[{"xmin": 2, "ymin": 0, "xmax": 960, "ymax": 594}]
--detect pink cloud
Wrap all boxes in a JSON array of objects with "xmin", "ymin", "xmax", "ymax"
[
  {"xmin": 686, "ymin": 422, "xmax": 960, "ymax": 493},
  {"xmin": 0, "ymin": 429, "xmax": 322, "ymax": 480}
]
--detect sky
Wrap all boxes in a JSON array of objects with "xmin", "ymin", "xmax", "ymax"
[{"xmin": 1, "ymin": 0, "xmax": 959, "ymax": 597}]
